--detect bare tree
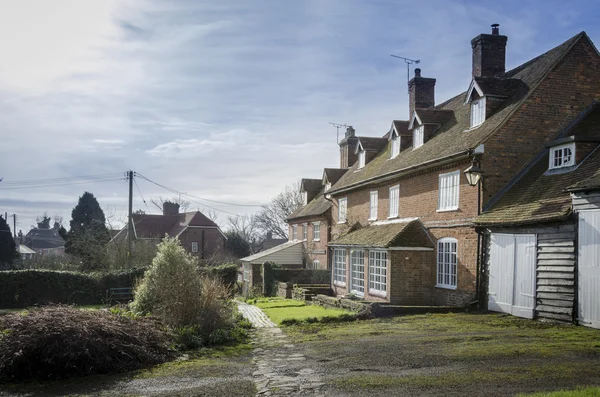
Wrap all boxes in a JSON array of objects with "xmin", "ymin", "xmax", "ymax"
[
  {"xmin": 150, "ymin": 196, "xmax": 191, "ymax": 213},
  {"xmin": 226, "ymin": 215, "xmax": 264, "ymax": 254},
  {"xmin": 252, "ymin": 181, "xmax": 303, "ymax": 239}
]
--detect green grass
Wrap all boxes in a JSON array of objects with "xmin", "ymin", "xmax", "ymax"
[
  {"xmin": 254, "ymin": 298, "xmax": 351, "ymax": 325},
  {"xmin": 519, "ymin": 387, "xmax": 600, "ymax": 396}
]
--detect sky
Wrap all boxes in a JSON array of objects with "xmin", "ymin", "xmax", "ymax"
[{"xmin": 0, "ymin": 0, "xmax": 599, "ymax": 232}]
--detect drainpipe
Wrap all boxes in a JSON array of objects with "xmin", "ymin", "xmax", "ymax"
[
  {"xmin": 474, "ymin": 177, "xmax": 483, "ymax": 309},
  {"xmin": 324, "ymin": 193, "xmax": 336, "ymax": 275}
]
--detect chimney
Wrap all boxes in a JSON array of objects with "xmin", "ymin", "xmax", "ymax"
[
  {"xmin": 471, "ymin": 24, "xmax": 508, "ymax": 78},
  {"xmin": 408, "ymin": 68, "xmax": 436, "ymax": 118},
  {"xmin": 163, "ymin": 201, "xmax": 180, "ymax": 216},
  {"xmin": 338, "ymin": 126, "xmax": 359, "ymax": 168},
  {"xmin": 266, "ymin": 231, "xmax": 272, "ymax": 240}
]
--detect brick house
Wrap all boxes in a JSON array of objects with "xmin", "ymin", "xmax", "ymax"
[
  {"xmin": 112, "ymin": 202, "xmax": 226, "ymax": 259},
  {"xmin": 324, "ymin": 26, "xmax": 600, "ymax": 306},
  {"xmin": 287, "ymin": 170, "xmax": 347, "ymax": 270},
  {"xmin": 475, "ymin": 102, "xmax": 600, "ymax": 326}
]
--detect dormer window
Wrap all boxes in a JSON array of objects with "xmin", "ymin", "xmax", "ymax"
[
  {"xmin": 413, "ymin": 125, "xmax": 424, "ymax": 148},
  {"xmin": 302, "ymin": 191, "xmax": 308, "ymax": 205},
  {"xmin": 358, "ymin": 149, "xmax": 366, "ymax": 169},
  {"xmin": 470, "ymin": 97, "xmax": 486, "ymax": 128},
  {"xmin": 391, "ymin": 135, "xmax": 400, "ymax": 158},
  {"xmin": 549, "ymin": 143, "xmax": 575, "ymax": 169},
  {"xmin": 325, "ymin": 182, "xmax": 331, "ymax": 191}
]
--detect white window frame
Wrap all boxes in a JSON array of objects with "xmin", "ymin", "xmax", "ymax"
[
  {"xmin": 325, "ymin": 182, "xmax": 331, "ymax": 191},
  {"xmin": 549, "ymin": 143, "xmax": 575, "ymax": 169},
  {"xmin": 191, "ymin": 241, "xmax": 199, "ymax": 253},
  {"xmin": 470, "ymin": 97, "xmax": 486, "ymax": 128},
  {"xmin": 436, "ymin": 237, "xmax": 458, "ymax": 289},
  {"xmin": 350, "ymin": 250, "xmax": 365, "ymax": 296},
  {"xmin": 388, "ymin": 185, "xmax": 399, "ymax": 218},
  {"xmin": 368, "ymin": 250, "xmax": 387, "ymax": 296},
  {"xmin": 338, "ymin": 197, "xmax": 347, "ymax": 223},
  {"xmin": 302, "ymin": 191, "xmax": 308, "ymax": 205},
  {"xmin": 369, "ymin": 190, "xmax": 378, "ymax": 221},
  {"xmin": 312, "ymin": 222, "xmax": 321, "ymax": 241},
  {"xmin": 358, "ymin": 150, "xmax": 366, "ymax": 169},
  {"xmin": 312, "ymin": 259, "xmax": 320, "ymax": 270},
  {"xmin": 391, "ymin": 135, "xmax": 400, "ymax": 158},
  {"xmin": 302, "ymin": 223, "xmax": 307, "ymax": 240},
  {"xmin": 292, "ymin": 224, "xmax": 298, "ymax": 241},
  {"xmin": 333, "ymin": 248, "xmax": 346, "ymax": 286},
  {"xmin": 413, "ymin": 125, "xmax": 424, "ymax": 148},
  {"xmin": 438, "ymin": 170, "xmax": 460, "ymax": 211}
]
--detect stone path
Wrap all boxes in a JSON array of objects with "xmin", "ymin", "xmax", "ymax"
[{"xmin": 237, "ymin": 302, "xmax": 326, "ymax": 396}]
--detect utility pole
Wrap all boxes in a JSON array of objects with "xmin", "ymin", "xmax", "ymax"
[
  {"xmin": 13, "ymin": 214, "xmax": 16, "ymax": 238},
  {"xmin": 127, "ymin": 170, "xmax": 134, "ymax": 268}
]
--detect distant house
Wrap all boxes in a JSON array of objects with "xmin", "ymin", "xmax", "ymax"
[
  {"xmin": 112, "ymin": 202, "xmax": 226, "ymax": 259},
  {"xmin": 16, "ymin": 241, "xmax": 36, "ymax": 261},
  {"xmin": 260, "ymin": 231, "xmax": 288, "ymax": 252},
  {"xmin": 24, "ymin": 224, "xmax": 65, "ymax": 256}
]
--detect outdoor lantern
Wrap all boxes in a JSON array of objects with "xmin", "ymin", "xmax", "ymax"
[{"xmin": 464, "ymin": 157, "xmax": 483, "ymax": 186}]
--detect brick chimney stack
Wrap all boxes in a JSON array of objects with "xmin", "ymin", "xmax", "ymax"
[
  {"xmin": 163, "ymin": 202, "xmax": 180, "ymax": 216},
  {"xmin": 471, "ymin": 24, "xmax": 508, "ymax": 78},
  {"xmin": 408, "ymin": 68, "xmax": 436, "ymax": 118},
  {"xmin": 339, "ymin": 126, "xmax": 359, "ymax": 169}
]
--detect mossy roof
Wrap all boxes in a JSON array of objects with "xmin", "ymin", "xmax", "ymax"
[
  {"xmin": 287, "ymin": 188, "xmax": 331, "ymax": 221},
  {"xmin": 328, "ymin": 32, "xmax": 587, "ymax": 195},
  {"xmin": 330, "ymin": 220, "xmax": 433, "ymax": 248}
]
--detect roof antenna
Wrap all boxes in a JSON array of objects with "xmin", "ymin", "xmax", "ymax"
[
  {"xmin": 329, "ymin": 122, "xmax": 348, "ymax": 143},
  {"xmin": 390, "ymin": 55, "xmax": 420, "ymax": 94}
]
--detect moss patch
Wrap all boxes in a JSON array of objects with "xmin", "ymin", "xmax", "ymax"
[{"xmin": 518, "ymin": 387, "xmax": 600, "ymax": 396}]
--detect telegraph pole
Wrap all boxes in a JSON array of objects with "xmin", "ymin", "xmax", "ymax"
[
  {"xmin": 127, "ymin": 170, "xmax": 134, "ymax": 268},
  {"xmin": 13, "ymin": 214, "xmax": 16, "ymax": 238}
]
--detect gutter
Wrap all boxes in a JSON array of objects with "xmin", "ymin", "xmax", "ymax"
[{"xmin": 329, "ymin": 149, "xmax": 471, "ymax": 196}]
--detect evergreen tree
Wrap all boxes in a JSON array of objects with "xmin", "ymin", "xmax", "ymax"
[
  {"xmin": 224, "ymin": 231, "xmax": 251, "ymax": 258},
  {"xmin": 0, "ymin": 216, "xmax": 18, "ymax": 269},
  {"xmin": 66, "ymin": 192, "xmax": 110, "ymax": 270}
]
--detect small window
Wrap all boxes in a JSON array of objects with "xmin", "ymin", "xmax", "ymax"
[
  {"xmin": 191, "ymin": 241, "xmax": 199, "ymax": 253},
  {"xmin": 369, "ymin": 190, "xmax": 378, "ymax": 220},
  {"xmin": 368, "ymin": 250, "xmax": 387, "ymax": 295},
  {"xmin": 358, "ymin": 150, "xmax": 366, "ymax": 169},
  {"xmin": 292, "ymin": 225, "xmax": 298, "ymax": 241},
  {"xmin": 350, "ymin": 250, "xmax": 365, "ymax": 296},
  {"xmin": 312, "ymin": 222, "xmax": 321, "ymax": 241},
  {"xmin": 437, "ymin": 238, "xmax": 458, "ymax": 289},
  {"xmin": 243, "ymin": 263, "xmax": 250, "ymax": 281},
  {"xmin": 438, "ymin": 171, "xmax": 460, "ymax": 211},
  {"xmin": 391, "ymin": 136, "xmax": 400, "ymax": 158},
  {"xmin": 312, "ymin": 259, "xmax": 320, "ymax": 270},
  {"xmin": 338, "ymin": 197, "xmax": 347, "ymax": 223},
  {"xmin": 549, "ymin": 143, "xmax": 575, "ymax": 169},
  {"xmin": 302, "ymin": 223, "xmax": 307, "ymax": 240},
  {"xmin": 389, "ymin": 185, "xmax": 399, "ymax": 218},
  {"xmin": 333, "ymin": 248, "xmax": 346, "ymax": 286},
  {"xmin": 470, "ymin": 97, "xmax": 486, "ymax": 128},
  {"xmin": 413, "ymin": 125, "xmax": 424, "ymax": 148},
  {"xmin": 302, "ymin": 191, "xmax": 308, "ymax": 205}
]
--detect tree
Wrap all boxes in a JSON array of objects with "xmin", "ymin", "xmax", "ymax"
[
  {"xmin": 226, "ymin": 215, "xmax": 264, "ymax": 254},
  {"xmin": 0, "ymin": 216, "xmax": 18, "ymax": 269},
  {"xmin": 224, "ymin": 231, "xmax": 251, "ymax": 258},
  {"xmin": 252, "ymin": 181, "xmax": 303, "ymax": 239},
  {"xmin": 36, "ymin": 213, "xmax": 51, "ymax": 229},
  {"xmin": 66, "ymin": 191, "xmax": 110, "ymax": 270}
]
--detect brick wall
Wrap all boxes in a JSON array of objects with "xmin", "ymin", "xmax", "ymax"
[
  {"xmin": 179, "ymin": 228, "xmax": 224, "ymax": 260},
  {"xmin": 389, "ymin": 250, "xmax": 435, "ymax": 305},
  {"xmin": 288, "ymin": 216, "xmax": 330, "ymax": 269},
  {"xmin": 482, "ymin": 38, "xmax": 600, "ymax": 206}
]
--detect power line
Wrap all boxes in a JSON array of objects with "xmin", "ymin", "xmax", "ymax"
[
  {"xmin": 0, "ymin": 177, "xmax": 124, "ymax": 190},
  {"xmin": 135, "ymin": 172, "xmax": 263, "ymax": 208},
  {"xmin": 133, "ymin": 177, "xmax": 150, "ymax": 211},
  {"xmin": 0, "ymin": 173, "xmax": 123, "ymax": 185}
]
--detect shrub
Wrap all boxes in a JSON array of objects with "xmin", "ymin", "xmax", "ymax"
[
  {"xmin": 271, "ymin": 269, "xmax": 331, "ymax": 284},
  {"xmin": 0, "ymin": 306, "xmax": 172, "ymax": 381},
  {"xmin": 200, "ymin": 263, "xmax": 238, "ymax": 290}
]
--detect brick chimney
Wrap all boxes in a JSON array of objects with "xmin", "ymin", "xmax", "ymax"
[
  {"xmin": 408, "ymin": 68, "xmax": 436, "ymax": 118},
  {"xmin": 163, "ymin": 201, "xmax": 180, "ymax": 216},
  {"xmin": 339, "ymin": 126, "xmax": 359, "ymax": 168},
  {"xmin": 471, "ymin": 24, "xmax": 508, "ymax": 78}
]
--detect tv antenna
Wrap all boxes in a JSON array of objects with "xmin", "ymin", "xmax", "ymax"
[
  {"xmin": 390, "ymin": 55, "xmax": 420, "ymax": 94},
  {"xmin": 329, "ymin": 122, "xmax": 348, "ymax": 143}
]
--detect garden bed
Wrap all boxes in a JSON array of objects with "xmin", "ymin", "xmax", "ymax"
[{"xmin": 253, "ymin": 298, "xmax": 352, "ymax": 325}]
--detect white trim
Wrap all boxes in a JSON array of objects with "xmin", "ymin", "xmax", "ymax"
[
  {"xmin": 470, "ymin": 97, "xmax": 486, "ymax": 128},
  {"xmin": 436, "ymin": 237, "xmax": 458, "ymax": 289},
  {"xmin": 464, "ymin": 79, "xmax": 484, "ymax": 104},
  {"xmin": 408, "ymin": 111, "xmax": 422, "ymax": 130},
  {"xmin": 388, "ymin": 247, "xmax": 434, "ymax": 251},
  {"xmin": 388, "ymin": 123, "xmax": 399, "ymax": 141},
  {"xmin": 413, "ymin": 125, "xmax": 424, "ymax": 148},
  {"xmin": 354, "ymin": 140, "xmax": 365, "ymax": 155},
  {"xmin": 371, "ymin": 217, "xmax": 419, "ymax": 226},
  {"xmin": 438, "ymin": 170, "xmax": 460, "ymax": 211},
  {"xmin": 358, "ymin": 150, "xmax": 366, "ymax": 169},
  {"xmin": 369, "ymin": 190, "xmax": 378, "ymax": 221},
  {"xmin": 388, "ymin": 185, "xmax": 399, "ymax": 218},
  {"xmin": 338, "ymin": 197, "xmax": 347, "ymax": 223},
  {"xmin": 549, "ymin": 143, "xmax": 576, "ymax": 169}
]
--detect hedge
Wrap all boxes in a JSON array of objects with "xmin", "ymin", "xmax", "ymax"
[
  {"xmin": 0, "ymin": 268, "xmax": 146, "ymax": 309},
  {"xmin": 199, "ymin": 264, "xmax": 238, "ymax": 287},
  {"xmin": 261, "ymin": 265, "xmax": 331, "ymax": 297}
]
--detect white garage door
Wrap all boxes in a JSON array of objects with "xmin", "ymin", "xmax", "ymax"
[
  {"xmin": 488, "ymin": 233, "xmax": 536, "ymax": 319},
  {"xmin": 578, "ymin": 210, "xmax": 600, "ymax": 329}
]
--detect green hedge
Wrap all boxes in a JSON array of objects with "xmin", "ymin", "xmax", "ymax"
[
  {"xmin": 271, "ymin": 269, "xmax": 331, "ymax": 285},
  {"xmin": 200, "ymin": 264, "xmax": 238, "ymax": 287},
  {"xmin": 0, "ymin": 268, "xmax": 146, "ymax": 309}
]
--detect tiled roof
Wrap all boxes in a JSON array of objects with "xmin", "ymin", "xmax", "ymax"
[
  {"xmin": 288, "ymin": 188, "xmax": 331, "ymax": 221},
  {"xmin": 474, "ymin": 77, "xmax": 525, "ymax": 98},
  {"xmin": 392, "ymin": 120, "xmax": 410, "ymax": 135},
  {"xmin": 477, "ymin": 103, "xmax": 600, "ymax": 226},
  {"xmin": 328, "ymin": 32, "xmax": 587, "ymax": 195},
  {"xmin": 323, "ymin": 168, "xmax": 347, "ymax": 185},
  {"xmin": 358, "ymin": 136, "xmax": 388, "ymax": 152},
  {"xmin": 241, "ymin": 240, "xmax": 303, "ymax": 262},
  {"xmin": 131, "ymin": 211, "xmax": 219, "ymax": 239},
  {"xmin": 25, "ymin": 228, "xmax": 65, "ymax": 249},
  {"xmin": 330, "ymin": 219, "xmax": 433, "ymax": 248},
  {"xmin": 414, "ymin": 109, "xmax": 454, "ymax": 125},
  {"xmin": 301, "ymin": 178, "xmax": 322, "ymax": 192}
]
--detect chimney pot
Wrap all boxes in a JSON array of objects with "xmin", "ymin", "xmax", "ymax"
[
  {"xmin": 491, "ymin": 23, "xmax": 500, "ymax": 35},
  {"xmin": 414, "ymin": 68, "xmax": 421, "ymax": 77},
  {"xmin": 163, "ymin": 202, "xmax": 180, "ymax": 216}
]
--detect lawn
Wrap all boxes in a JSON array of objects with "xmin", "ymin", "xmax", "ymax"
[
  {"xmin": 253, "ymin": 298, "xmax": 351, "ymax": 325},
  {"xmin": 520, "ymin": 387, "xmax": 600, "ymax": 396},
  {"xmin": 283, "ymin": 312, "xmax": 600, "ymax": 396}
]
